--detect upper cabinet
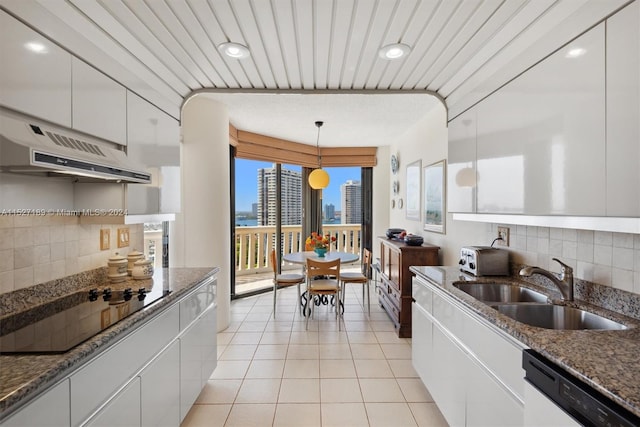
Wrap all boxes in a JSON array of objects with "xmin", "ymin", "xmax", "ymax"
[
  {"xmin": 476, "ymin": 23, "xmax": 606, "ymax": 216},
  {"xmin": 605, "ymin": 1, "xmax": 640, "ymax": 217},
  {"xmin": 448, "ymin": 14, "xmax": 640, "ymax": 219},
  {"xmin": 447, "ymin": 108, "xmax": 477, "ymax": 213},
  {"xmin": 71, "ymin": 58, "xmax": 127, "ymax": 145},
  {"xmin": 126, "ymin": 92, "xmax": 181, "ymax": 215},
  {"xmin": 0, "ymin": 10, "xmax": 72, "ymax": 127}
]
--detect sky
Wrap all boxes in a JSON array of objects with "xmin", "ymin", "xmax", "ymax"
[{"xmin": 235, "ymin": 159, "xmax": 360, "ymax": 212}]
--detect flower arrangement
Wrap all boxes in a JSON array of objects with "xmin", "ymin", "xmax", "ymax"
[{"xmin": 305, "ymin": 232, "xmax": 336, "ymax": 251}]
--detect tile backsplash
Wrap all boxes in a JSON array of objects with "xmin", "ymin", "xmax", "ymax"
[
  {"xmin": 0, "ymin": 214, "xmax": 143, "ymax": 294},
  {"xmin": 488, "ymin": 223, "xmax": 640, "ymax": 294}
]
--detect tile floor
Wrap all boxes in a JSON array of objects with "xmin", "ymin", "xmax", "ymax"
[{"xmin": 181, "ymin": 282, "xmax": 448, "ymax": 427}]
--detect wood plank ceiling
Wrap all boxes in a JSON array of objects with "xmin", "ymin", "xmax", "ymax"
[{"xmin": 0, "ymin": 0, "xmax": 630, "ymax": 146}]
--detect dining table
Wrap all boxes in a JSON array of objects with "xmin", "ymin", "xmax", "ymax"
[
  {"xmin": 282, "ymin": 250, "xmax": 359, "ymax": 265},
  {"xmin": 282, "ymin": 251, "xmax": 360, "ymax": 316}
]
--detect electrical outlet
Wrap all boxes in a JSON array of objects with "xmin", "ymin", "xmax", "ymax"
[
  {"xmin": 100, "ymin": 229, "xmax": 110, "ymax": 250},
  {"xmin": 117, "ymin": 227, "xmax": 130, "ymax": 248},
  {"xmin": 497, "ymin": 226, "xmax": 510, "ymax": 247}
]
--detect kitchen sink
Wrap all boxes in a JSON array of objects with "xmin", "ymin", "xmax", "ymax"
[
  {"xmin": 454, "ymin": 282, "xmax": 549, "ymax": 304},
  {"xmin": 491, "ymin": 304, "xmax": 627, "ymax": 330}
]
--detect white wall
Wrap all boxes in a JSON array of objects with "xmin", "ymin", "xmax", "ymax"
[{"xmin": 387, "ymin": 102, "xmax": 488, "ymax": 266}]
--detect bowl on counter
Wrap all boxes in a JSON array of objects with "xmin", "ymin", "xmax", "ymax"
[
  {"xmin": 404, "ymin": 234, "xmax": 424, "ymax": 246},
  {"xmin": 386, "ymin": 228, "xmax": 405, "ymax": 239}
]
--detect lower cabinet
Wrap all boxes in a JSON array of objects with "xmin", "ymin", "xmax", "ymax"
[
  {"xmin": 141, "ymin": 341, "xmax": 180, "ymax": 427},
  {"xmin": 523, "ymin": 382, "xmax": 580, "ymax": 427},
  {"xmin": 412, "ymin": 276, "xmax": 525, "ymax": 427},
  {"xmin": 3, "ymin": 275, "xmax": 218, "ymax": 427},
  {"xmin": 431, "ymin": 326, "xmax": 467, "ymax": 427},
  {"xmin": 2, "ymin": 380, "xmax": 70, "ymax": 427},
  {"xmin": 179, "ymin": 305, "xmax": 217, "ymax": 422},
  {"xmin": 85, "ymin": 378, "xmax": 140, "ymax": 427}
]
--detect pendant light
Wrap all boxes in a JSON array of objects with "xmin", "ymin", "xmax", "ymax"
[{"xmin": 308, "ymin": 121, "xmax": 330, "ymax": 189}]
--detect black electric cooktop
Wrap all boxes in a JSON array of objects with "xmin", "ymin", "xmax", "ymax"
[{"xmin": 0, "ymin": 285, "xmax": 170, "ymax": 354}]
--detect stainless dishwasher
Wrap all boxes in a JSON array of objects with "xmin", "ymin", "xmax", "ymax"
[{"xmin": 523, "ymin": 349, "xmax": 639, "ymax": 427}]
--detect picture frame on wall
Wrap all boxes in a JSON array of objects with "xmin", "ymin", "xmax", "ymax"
[
  {"xmin": 405, "ymin": 159, "xmax": 421, "ymax": 221},
  {"xmin": 423, "ymin": 159, "xmax": 446, "ymax": 234}
]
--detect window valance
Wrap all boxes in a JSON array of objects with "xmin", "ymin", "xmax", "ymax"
[{"xmin": 230, "ymin": 125, "xmax": 377, "ymax": 167}]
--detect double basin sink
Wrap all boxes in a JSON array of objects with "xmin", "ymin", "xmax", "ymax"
[{"xmin": 453, "ymin": 282, "xmax": 626, "ymax": 331}]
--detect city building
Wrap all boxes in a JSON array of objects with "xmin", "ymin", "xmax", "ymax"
[
  {"xmin": 341, "ymin": 180, "xmax": 362, "ymax": 224},
  {"xmin": 257, "ymin": 166, "xmax": 302, "ymax": 226},
  {"xmin": 324, "ymin": 203, "xmax": 335, "ymax": 221}
]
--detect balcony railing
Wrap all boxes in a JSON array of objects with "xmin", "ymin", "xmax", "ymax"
[
  {"xmin": 143, "ymin": 224, "xmax": 362, "ymax": 278},
  {"xmin": 234, "ymin": 224, "xmax": 362, "ymax": 276}
]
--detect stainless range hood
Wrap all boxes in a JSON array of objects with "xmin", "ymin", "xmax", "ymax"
[{"xmin": 0, "ymin": 107, "xmax": 151, "ymax": 184}]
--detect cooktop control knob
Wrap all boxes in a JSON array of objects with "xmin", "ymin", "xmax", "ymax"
[
  {"xmin": 88, "ymin": 288, "xmax": 99, "ymax": 302},
  {"xmin": 459, "ymin": 259, "xmax": 466, "ymax": 266},
  {"xmin": 138, "ymin": 288, "xmax": 147, "ymax": 301},
  {"xmin": 102, "ymin": 288, "xmax": 112, "ymax": 301},
  {"xmin": 469, "ymin": 262, "xmax": 476, "ymax": 270},
  {"xmin": 123, "ymin": 288, "xmax": 133, "ymax": 301}
]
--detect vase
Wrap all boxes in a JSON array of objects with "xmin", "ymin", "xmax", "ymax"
[{"xmin": 314, "ymin": 247, "xmax": 327, "ymax": 257}]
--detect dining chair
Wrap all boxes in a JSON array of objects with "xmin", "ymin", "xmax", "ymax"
[
  {"xmin": 305, "ymin": 257, "xmax": 341, "ymax": 330},
  {"xmin": 339, "ymin": 248, "xmax": 372, "ymax": 315},
  {"xmin": 270, "ymin": 249, "xmax": 305, "ymax": 319}
]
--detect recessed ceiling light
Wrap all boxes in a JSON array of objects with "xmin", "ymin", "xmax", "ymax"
[
  {"xmin": 218, "ymin": 42, "xmax": 250, "ymax": 59},
  {"xmin": 565, "ymin": 47, "xmax": 587, "ymax": 58},
  {"xmin": 25, "ymin": 42, "xmax": 47, "ymax": 54},
  {"xmin": 378, "ymin": 43, "xmax": 411, "ymax": 60}
]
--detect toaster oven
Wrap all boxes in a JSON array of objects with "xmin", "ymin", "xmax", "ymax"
[{"xmin": 459, "ymin": 246, "xmax": 509, "ymax": 276}]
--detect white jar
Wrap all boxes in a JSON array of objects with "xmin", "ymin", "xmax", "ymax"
[
  {"xmin": 132, "ymin": 258, "xmax": 154, "ymax": 280},
  {"xmin": 107, "ymin": 253, "xmax": 128, "ymax": 283},
  {"xmin": 126, "ymin": 249, "xmax": 144, "ymax": 276}
]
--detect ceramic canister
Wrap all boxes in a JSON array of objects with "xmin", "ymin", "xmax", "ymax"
[
  {"xmin": 126, "ymin": 249, "xmax": 145, "ymax": 275},
  {"xmin": 132, "ymin": 258, "xmax": 154, "ymax": 280},
  {"xmin": 107, "ymin": 253, "xmax": 128, "ymax": 283}
]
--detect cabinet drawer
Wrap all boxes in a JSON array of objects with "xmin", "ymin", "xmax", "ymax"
[
  {"xmin": 432, "ymin": 292, "xmax": 465, "ymax": 340},
  {"xmin": 71, "ymin": 305, "xmax": 179, "ymax": 425},
  {"xmin": 412, "ymin": 279, "xmax": 433, "ymax": 314},
  {"xmin": 464, "ymin": 312, "xmax": 525, "ymax": 399},
  {"xmin": 380, "ymin": 294, "xmax": 400, "ymax": 322},
  {"xmin": 3, "ymin": 379, "xmax": 70, "ymax": 427},
  {"xmin": 180, "ymin": 277, "xmax": 216, "ymax": 330}
]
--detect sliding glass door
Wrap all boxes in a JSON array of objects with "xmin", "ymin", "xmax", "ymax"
[{"xmin": 231, "ymin": 155, "xmax": 369, "ymax": 299}]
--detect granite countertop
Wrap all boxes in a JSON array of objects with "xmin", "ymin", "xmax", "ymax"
[
  {"xmin": 0, "ymin": 267, "xmax": 219, "ymax": 420},
  {"xmin": 411, "ymin": 266, "xmax": 640, "ymax": 418}
]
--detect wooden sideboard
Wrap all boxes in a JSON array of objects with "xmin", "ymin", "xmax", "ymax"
[{"xmin": 378, "ymin": 237, "xmax": 440, "ymax": 337}]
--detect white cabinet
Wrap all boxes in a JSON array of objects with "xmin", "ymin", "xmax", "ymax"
[
  {"xmin": 606, "ymin": 0, "xmax": 640, "ymax": 217},
  {"xmin": 179, "ymin": 278, "xmax": 217, "ymax": 421},
  {"xmin": 411, "ymin": 286, "xmax": 433, "ymax": 382},
  {"xmin": 431, "ymin": 326, "xmax": 467, "ymax": 427},
  {"xmin": 2, "ymin": 380, "xmax": 70, "ymax": 427},
  {"xmin": 73, "ymin": 92, "xmax": 181, "ymax": 215},
  {"xmin": 70, "ymin": 305, "xmax": 179, "ymax": 426},
  {"xmin": 0, "ymin": 10, "xmax": 72, "ymax": 127},
  {"xmin": 523, "ymin": 382, "xmax": 580, "ymax": 427},
  {"xmin": 466, "ymin": 356, "xmax": 523, "ymax": 427},
  {"xmin": 85, "ymin": 378, "xmax": 141, "ymax": 427},
  {"xmin": 413, "ymin": 276, "xmax": 525, "ymax": 427},
  {"xmin": 476, "ymin": 23, "xmax": 606, "ymax": 215},
  {"xmin": 2, "ymin": 277, "xmax": 216, "ymax": 427},
  {"xmin": 141, "ymin": 341, "xmax": 180, "ymax": 427},
  {"xmin": 71, "ymin": 58, "xmax": 127, "ymax": 145},
  {"xmin": 447, "ymin": 108, "xmax": 477, "ymax": 213},
  {"xmin": 126, "ymin": 92, "xmax": 181, "ymax": 215}
]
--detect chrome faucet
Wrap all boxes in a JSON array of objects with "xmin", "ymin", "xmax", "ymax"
[{"xmin": 519, "ymin": 258, "xmax": 574, "ymax": 301}]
